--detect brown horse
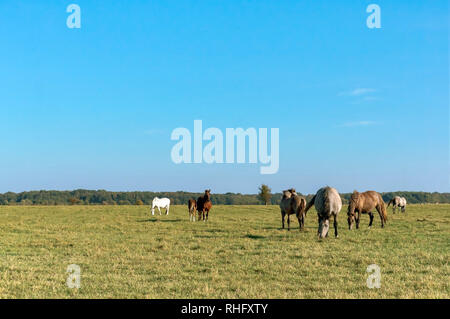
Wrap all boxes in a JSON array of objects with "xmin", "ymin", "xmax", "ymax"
[
  {"xmin": 197, "ymin": 189, "xmax": 212, "ymax": 221},
  {"xmin": 347, "ymin": 190, "xmax": 388, "ymax": 230},
  {"xmin": 188, "ymin": 199, "xmax": 197, "ymax": 221},
  {"xmin": 279, "ymin": 188, "xmax": 307, "ymax": 231}
]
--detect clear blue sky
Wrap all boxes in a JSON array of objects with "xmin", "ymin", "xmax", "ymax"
[{"xmin": 0, "ymin": 0, "xmax": 448, "ymax": 194}]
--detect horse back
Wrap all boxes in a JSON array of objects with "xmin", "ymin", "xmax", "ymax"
[
  {"xmin": 359, "ymin": 191, "xmax": 383, "ymax": 212},
  {"xmin": 315, "ymin": 187, "xmax": 342, "ymax": 217}
]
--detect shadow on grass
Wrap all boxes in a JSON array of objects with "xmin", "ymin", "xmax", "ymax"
[
  {"xmin": 264, "ymin": 226, "xmax": 313, "ymax": 232},
  {"xmin": 195, "ymin": 235, "xmax": 215, "ymax": 239},
  {"xmin": 137, "ymin": 218, "xmax": 183, "ymax": 223},
  {"xmin": 245, "ymin": 234, "xmax": 266, "ymax": 240}
]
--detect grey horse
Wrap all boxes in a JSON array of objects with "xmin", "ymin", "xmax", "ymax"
[
  {"xmin": 305, "ymin": 186, "xmax": 342, "ymax": 239},
  {"xmin": 387, "ymin": 196, "xmax": 407, "ymax": 214},
  {"xmin": 279, "ymin": 188, "xmax": 307, "ymax": 231}
]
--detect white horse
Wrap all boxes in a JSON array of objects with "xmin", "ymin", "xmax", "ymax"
[
  {"xmin": 387, "ymin": 196, "xmax": 407, "ymax": 213},
  {"xmin": 151, "ymin": 197, "xmax": 170, "ymax": 215}
]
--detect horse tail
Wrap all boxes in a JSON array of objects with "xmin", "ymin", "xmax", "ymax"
[
  {"xmin": 304, "ymin": 195, "xmax": 316, "ymax": 216},
  {"xmin": 379, "ymin": 196, "xmax": 388, "ymax": 222},
  {"xmin": 295, "ymin": 197, "xmax": 307, "ymax": 217},
  {"xmin": 300, "ymin": 197, "xmax": 306, "ymax": 216},
  {"xmin": 387, "ymin": 199, "xmax": 392, "ymax": 207}
]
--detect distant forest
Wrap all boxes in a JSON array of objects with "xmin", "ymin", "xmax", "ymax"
[{"xmin": 0, "ymin": 190, "xmax": 449, "ymax": 206}]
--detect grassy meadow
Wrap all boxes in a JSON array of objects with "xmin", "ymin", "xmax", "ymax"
[{"xmin": 0, "ymin": 204, "xmax": 448, "ymax": 298}]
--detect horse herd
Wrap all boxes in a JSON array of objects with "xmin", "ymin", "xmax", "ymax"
[
  {"xmin": 151, "ymin": 189, "xmax": 213, "ymax": 221},
  {"xmin": 150, "ymin": 188, "xmax": 407, "ymax": 239}
]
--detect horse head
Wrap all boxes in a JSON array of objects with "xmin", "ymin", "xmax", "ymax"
[
  {"xmin": 318, "ymin": 217, "xmax": 330, "ymax": 239},
  {"xmin": 282, "ymin": 190, "xmax": 292, "ymax": 199}
]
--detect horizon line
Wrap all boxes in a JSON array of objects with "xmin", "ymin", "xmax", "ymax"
[{"xmin": 1, "ymin": 188, "xmax": 448, "ymax": 195}]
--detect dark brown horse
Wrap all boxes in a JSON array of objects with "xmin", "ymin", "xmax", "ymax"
[
  {"xmin": 347, "ymin": 190, "xmax": 388, "ymax": 229},
  {"xmin": 188, "ymin": 199, "xmax": 197, "ymax": 221},
  {"xmin": 197, "ymin": 189, "xmax": 212, "ymax": 221}
]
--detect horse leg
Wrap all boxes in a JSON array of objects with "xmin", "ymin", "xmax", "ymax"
[
  {"xmin": 158, "ymin": 206, "xmax": 162, "ymax": 215},
  {"xmin": 297, "ymin": 215, "xmax": 302, "ymax": 231},
  {"xmin": 281, "ymin": 211, "xmax": 285, "ymax": 229},
  {"xmin": 287, "ymin": 214, "xmax": 291, "ymax": 231},
  {"xmin": 166, "ymin": 205, "xmax": 169, "ymax": 215},
  {"xmin": 317, "ymin": 215, "xmax": 320, "ymax": 235},
  {"xmin": 355, "ymin": 211, "xmax": 360, "ymax": 229},
  {"xmin": 375, "ymin": 205, "xmax": 384, "ymax": 228},
  {"xmin": 334, "ymin": 215, "xmax": 338, "ymax": 238},
  {"xmin": 368, "ymin": 212, "xmax": 374, "ymax": 228}
]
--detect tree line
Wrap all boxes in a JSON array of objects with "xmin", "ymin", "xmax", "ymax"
[{"xmin": 0, "ymin": 189, "xmax": 449, "ymax": 206}]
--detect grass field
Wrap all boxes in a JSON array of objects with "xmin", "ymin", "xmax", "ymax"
[{"xmin": 0, "ymin": 204, "xmax": 448, "ymax": 298}]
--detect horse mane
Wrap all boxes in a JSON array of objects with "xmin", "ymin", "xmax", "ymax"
[
  {"xmin": 282, "ymin": 190, "xmax": 292, "ymax": 199},
  {"xmin": 350, "ymin": 190, "xmax": 359, "ymax": 204}
]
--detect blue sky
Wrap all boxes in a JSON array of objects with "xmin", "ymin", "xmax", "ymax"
[{"xmin": 0, "ymin": 0, "xmax": 448, "ymax": 194}]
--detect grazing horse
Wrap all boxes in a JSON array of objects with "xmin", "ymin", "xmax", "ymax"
[
  {"xmin": 151, "ymin": 197, "xmax": 170, "ymax": 215},
  {"xmin": 347, "ymin": 190, "xmax": 387, "ymax": 229},
  {"xmin": 387, "ymin": 196, "xmax": 407, "ymax": 214},
  {"xmin": 279, "ymin": 188, "xmax": 307, "ymax": 231},
  {"xmin": 188, "ymin": 199, "xmax": 197, "ymax": 221},
  {"xmin": 197, "ymin": 189, "xmax": 213, "ymax": 221},
  {"xmin": 305, "ymin": 186, "xmax": 342, "ymax": 239}
]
